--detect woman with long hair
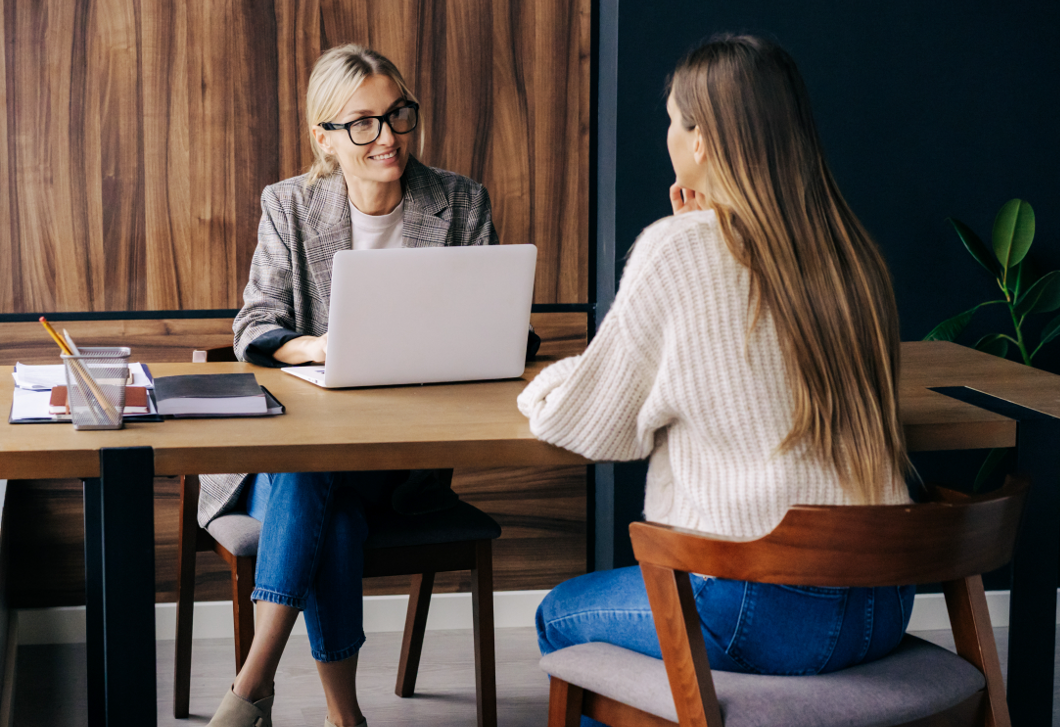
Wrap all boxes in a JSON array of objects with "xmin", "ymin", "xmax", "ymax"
[
  {"xmin": 204, "ymin": 44, "xmax": 497, "ymax": 727},
  {"xmin": 520, "ymin": 34, "xmax": 914, "ymax": 699}
]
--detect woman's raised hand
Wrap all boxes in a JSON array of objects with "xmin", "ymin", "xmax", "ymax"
[{"xmin": 669, "ymin": 183, "xmax": 704, "ymax": 215}]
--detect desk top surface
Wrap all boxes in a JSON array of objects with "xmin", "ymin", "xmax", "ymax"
[
  {"xmin": 1, "ymin": 341, "xmax": 1057, "ymax": 479},
  {"xmin": 0, "ymin": 358, "xmax": 588, "ymax": 478}
]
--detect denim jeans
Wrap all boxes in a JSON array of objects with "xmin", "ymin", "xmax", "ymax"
[
  {"xmin": 537, "ymin": 566, "xmax": 915, "ymax": 727},
  {"xmin": 244, "ymin": 470, "xmax": 388, "ymax": 662}
]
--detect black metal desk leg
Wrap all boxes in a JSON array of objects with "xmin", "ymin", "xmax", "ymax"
[
  {"xmin": 1009, "ymin": 418, "xmax": 1060, "ymax": 726},
  {"xmin": 84, "ymin": 447, "xmax": 157, "ymax": 727},
  {"xmin": 932, "ymin": 387, "xmax": 1059, "ymax": 726}
]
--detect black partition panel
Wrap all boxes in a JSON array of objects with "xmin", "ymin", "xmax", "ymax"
[{"xmin": 595, "ymin": 0, "xmax": 1060, "ymax": 570}]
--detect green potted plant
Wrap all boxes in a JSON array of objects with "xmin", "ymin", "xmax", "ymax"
[
  {"xmin": 923, "ymin": 198, "xmax": 1057, "ymax": 487},
  {"xmin": 924, "ymin": 199, "xmax": 1059, "ymax": 363}
]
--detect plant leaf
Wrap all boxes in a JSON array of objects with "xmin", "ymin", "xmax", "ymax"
[
  {"xmin": 992, "ymin": 199, "xmax": 1036, "ymax": 272},
  {"xmin": 923, "ymin": 305, "xmax": 981, "ymax": 341},
  {"xmin": 948, "ymin": 217, "xmax": 1000, "ymax": 277},
  {"xmin": 973, "ymin": 333, "xmax": 1009, "ymax": 358},
  {"xmin": 1040, "ymin": 312, "xmax": 1060, "ymax": 349},
  {"xmin": 1014, "ymin": 270, "xmax": 1060, "ymax": 317},
  {"xmin": 1013, "ymin": 262, "xmax": 1026, "ymax": 300},
  {"xmin": 974, "ymin": 447, "xmax": 1011, "ymax": 492}
]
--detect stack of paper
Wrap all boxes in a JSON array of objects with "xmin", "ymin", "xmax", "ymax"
[
  {"xmin": 9, "ymin": 362, "xmax": 159, "ymax": 423},
  {"xmin": 12, "ymin": 362, "xmax": 153, "ymax": 390}
]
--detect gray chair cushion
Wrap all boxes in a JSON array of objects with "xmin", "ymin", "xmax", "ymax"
[
  {"xmin": 206, "ymin": 500, "xmax": 501, "ymax": 557},
  {"xmin": 539, "ymin": 635, "xmax": 986, "ymax": 727},
  {"xmin": 205, "ymin": 513, "xmax": 262, "ymax": 557}
]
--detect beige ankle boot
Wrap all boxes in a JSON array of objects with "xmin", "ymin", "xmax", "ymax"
[{"xmin": 207, "ymin": 686, "xmax": 274, "ymax": 727}]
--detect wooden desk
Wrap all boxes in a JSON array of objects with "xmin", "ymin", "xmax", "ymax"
[
  {"xmin": 2, "ymin": 343, "xmax": 1058, "ymax": 725},
  {"xmin": 0, "ymin": 360, "xmax": 588, "ymax": 480},
  {"xmin": 0, "ymin": 360, "xmax": 586, "ymax": 727}
]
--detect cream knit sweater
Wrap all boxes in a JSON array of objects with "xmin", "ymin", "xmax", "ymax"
[{"xmin": 517, "ymin": 211, "xmax": 909, "ymax": 539}]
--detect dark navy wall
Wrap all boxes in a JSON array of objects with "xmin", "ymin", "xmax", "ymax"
[
  {"xmin": 600, "ymin": 0, "xmax": 1060, "ymax": 569},
  {"xmin": 612, "ymin": 0, "xmax": 1059, "ymax": 357}
]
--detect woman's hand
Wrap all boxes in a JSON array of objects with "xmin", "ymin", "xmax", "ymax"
[
  {"xmin": 669, "ymin": 183, "xmax": 704, "ymax": 215},
  {"xmin": 274, "ymin": 333, "xmax": 328, "ymax": 364}
]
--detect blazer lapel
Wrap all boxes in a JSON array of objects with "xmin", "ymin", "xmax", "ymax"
[
  {"xmin": 302, "ymin": 172, "xmax": 352, "ymax": 297},
  {"xmin": 401, "ymin": 157, "xmax": 451, "ymax": 248}
]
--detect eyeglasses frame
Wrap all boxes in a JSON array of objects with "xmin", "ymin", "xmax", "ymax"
[{"xmin": 319, "ymin": 101, "xmax": 420, "ymax": 146}]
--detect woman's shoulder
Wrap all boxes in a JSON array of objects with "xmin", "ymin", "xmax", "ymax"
[
  {"xmin": 642, "ymin": 209, "xmax": 721, "ymax": 244},
  {"xmin": 262, "ymin": 171, "xmax": 340, "ymax": 208},
  {"xmin": 629, "ymin": 210, "xmax": 726, "ymax": 270},
  {"xmin": 259, "ymin": 171, "xmax": 349, "ymax": 233},
  {"xmin": 404, "ymin": 157, "xmax": 488, "ymax": 205}
]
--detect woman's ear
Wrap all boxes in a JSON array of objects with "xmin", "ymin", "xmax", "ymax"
[
  {"xmin": 692, "ymin": 127, "xmax": 708, "ymax": 165},
  {"xmin": 311, "ymin": 125, "xmax": 333, "ymax": 156}
]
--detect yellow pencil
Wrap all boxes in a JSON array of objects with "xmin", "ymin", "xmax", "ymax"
[{"xmin": 39, "ymin": 317, "xmax": 73, "ymax": 356}]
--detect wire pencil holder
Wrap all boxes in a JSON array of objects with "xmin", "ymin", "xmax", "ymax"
[{"xmin": 61, "ymin": 346, "xmax": 131, "ymax": 430}]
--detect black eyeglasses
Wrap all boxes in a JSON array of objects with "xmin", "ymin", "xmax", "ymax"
[{"xmin": 319, "ymin": 102, "xmax": 419, "ymax": 146}]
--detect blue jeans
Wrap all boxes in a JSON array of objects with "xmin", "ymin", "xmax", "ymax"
[
  {"xmin": 244, "ymin": 471, "xmax": 388, "ymax": 662},
  {"xmin": 537, "ymin": 567, "xmax": 915, "ymax": 726}
]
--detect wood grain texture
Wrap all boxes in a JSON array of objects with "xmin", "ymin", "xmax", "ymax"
[
  {"xmin": 944, "ymin": 576, "xmax": 1010, "ymax": 727},
  {"xmin": 1, "ymin": 0, "xmax": 590, "ymax": 313},
  {"xmin": 629, "ymin": 477, "xmax": 1028, "ymax": 588},
  {"xmin": 640, "ymin": 564, "xmax": 720, "ymax": 727}
]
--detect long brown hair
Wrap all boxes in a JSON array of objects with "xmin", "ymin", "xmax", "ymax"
[{"xmin": 669, "ymin": 34, "xmax": 909, "ymax": 503}]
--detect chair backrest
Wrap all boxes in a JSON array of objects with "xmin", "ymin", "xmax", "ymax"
[
  {"xmin": 627, "ymin": 477, "xmax": 1027, "ymax": 727},
  {"xmin": 630, "ymin": 476, "xmax": 1028, "ymax": 587}
]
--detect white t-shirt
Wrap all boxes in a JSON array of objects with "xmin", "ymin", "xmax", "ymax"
[{"xmin": 350, "ymin": 200, "xmax": 405, "ymax": 250}]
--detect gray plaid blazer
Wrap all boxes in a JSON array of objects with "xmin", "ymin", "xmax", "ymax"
[{"xmin": 199, "ymin": 157, "xmax": 498, "ymax": 527}]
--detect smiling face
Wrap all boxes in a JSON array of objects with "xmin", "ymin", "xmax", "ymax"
[{"xmin": 312, "ymin": 74, "xmax": 411, "ymax": 209}]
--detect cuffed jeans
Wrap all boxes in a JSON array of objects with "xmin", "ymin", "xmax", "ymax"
[
  {"xmin": 537, "ymin": 566, "xmax": 915, "ymax": 726},
  {"xmin": 244, "ymin": 470, "xmax": 388, "ymax": 662}
]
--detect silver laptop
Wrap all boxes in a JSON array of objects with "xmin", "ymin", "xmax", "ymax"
[{"xmin": 283, "ymin": 245, "xmax": 537, "ymax": 388}]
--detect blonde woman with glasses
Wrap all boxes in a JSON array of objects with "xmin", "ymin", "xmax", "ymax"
[
  {"xmin": 203, "ymin": 44, "xmax": 499, "ymax": 727},
  {"xmin": 519, "ymin": 34, "xmax": 914, "ymax": 725}
]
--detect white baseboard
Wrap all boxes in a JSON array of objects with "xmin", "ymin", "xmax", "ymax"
[
  {"xmin": 906, "ymin": 591, "xmax": 1013, "ymax": 631},
  {"xmin": 15, "ymin": 589, "xmax": 551, "ymax": 646},
  {"xmin": 14, "ymin": 589, "xmax": 1054, "ymax": 646}
]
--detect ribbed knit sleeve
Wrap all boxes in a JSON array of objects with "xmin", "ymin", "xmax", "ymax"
[{"xmin": 517, "ymin": 314, "xmax": 658, "ymax": 462}]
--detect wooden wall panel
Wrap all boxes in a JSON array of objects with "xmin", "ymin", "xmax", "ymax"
[
  {"xmin": 142, "ymin": 0, "xmax": 191, "ymax": 310},
  {"xmin": 0, "ymin": 0, "xmax": 14, "ymax": 314},
  {"xmin": 1, "ymin": 0, "xmax": 590, "ymax": 314}
]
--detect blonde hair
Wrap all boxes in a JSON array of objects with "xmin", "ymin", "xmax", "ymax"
[
  {"xmin": 305, "ymin": 44, "xmax": 423, "ymax": 186},
  {"xmin": 669, "ymin": 34, "xmax": 909, "ymax": 503}
]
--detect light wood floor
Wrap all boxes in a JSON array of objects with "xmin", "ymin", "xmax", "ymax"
[{"xmin": 12, "ymin": 627, "xmax": 1060, "ymax": 726}]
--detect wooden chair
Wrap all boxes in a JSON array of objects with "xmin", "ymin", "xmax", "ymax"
[
  {"xmin": 542, "ymin": 476, "xmax": 1029, "ymax": 727},
  {"xmin": 173, "ymin": 347, "xmax": 502, "ymax": 727}
]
